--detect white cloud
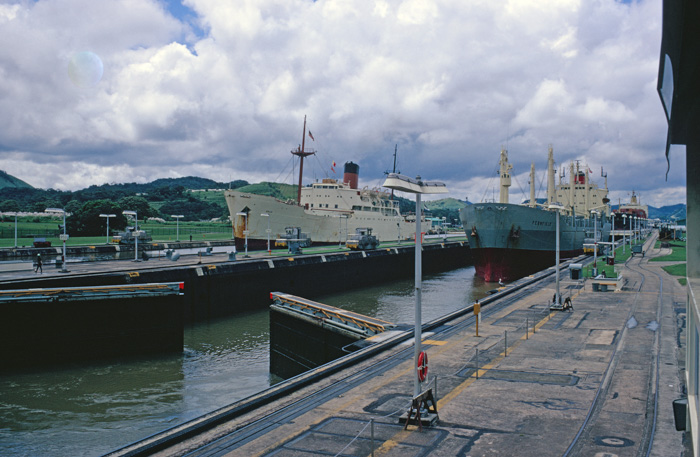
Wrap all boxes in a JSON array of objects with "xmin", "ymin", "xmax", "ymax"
[{"xmin": 0, "ymin": 0, "xmax": 683, "ymax": 207}]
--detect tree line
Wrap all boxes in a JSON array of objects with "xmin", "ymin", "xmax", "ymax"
[{"xmin": 0, "ymin": 177, "xmax": 250, "ymax": 236}]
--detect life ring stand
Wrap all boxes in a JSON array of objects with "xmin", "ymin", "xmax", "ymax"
[{"xmin": 417, "ymin": 351, "xmax": 428, "ymax": 382}]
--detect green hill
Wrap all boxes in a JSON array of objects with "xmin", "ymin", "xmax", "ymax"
[
  {"xmin": 236, "ymin": 182, "xmax": 298, "ymax": 201},
  {"xmin": 0, "ymin": 170, "xmax": 33, "ymax": 189}
]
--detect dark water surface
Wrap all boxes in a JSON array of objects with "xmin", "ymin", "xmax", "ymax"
[{"xmin": 0, "ymin": 266, "xmax": 491, "ymax": 457}]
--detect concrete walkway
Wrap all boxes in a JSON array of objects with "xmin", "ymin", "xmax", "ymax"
[{"xmin": 131, "ymin": 238, "xmax": 689, "ymax": 457}]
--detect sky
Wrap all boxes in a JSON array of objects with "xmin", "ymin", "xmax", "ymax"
[{"xmin": 0, "ymin": 0, "xmax": 686, "ymax": 208}]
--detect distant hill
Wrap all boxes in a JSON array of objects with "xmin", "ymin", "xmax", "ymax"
[
  {"xmin": 237, "ymin": 182, "xmax": 298, "ymax": 201},
  {"xmin": 0, "ymin": 170, "xmax": 33, "ymax": 189},
  {"xmin": 648, "ymin": 204, "xmax": 686, "ymax": 221}
]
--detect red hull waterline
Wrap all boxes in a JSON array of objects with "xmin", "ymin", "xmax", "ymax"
[{"xmin": 473, "ymin": 248, "xmax": 582, "ymax": 282}]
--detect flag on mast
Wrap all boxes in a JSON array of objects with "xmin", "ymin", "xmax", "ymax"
[{"xmin": 308, "ymin": 131, "xmax": 314, "ymax": 141}]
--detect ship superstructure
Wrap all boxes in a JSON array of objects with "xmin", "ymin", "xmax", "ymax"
[
  {"xmin": 460, "ymin": 146, "xmax": 611, "ymax": 282},
  {"xmin": 224, "ymin": 119, "xmax": 430, "ymax": 250}
]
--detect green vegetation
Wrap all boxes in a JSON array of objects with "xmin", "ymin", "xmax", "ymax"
[
  {"xmin": 651, "ymin": 240, "xmax": 687, "ymax": 285},
  {"xmin": 651, "ymin": 240, "xmax": 687, "ymax": 262},
  {"xmin": 236, "ymin": 182, "xmax": 298, "ymax": 201},
  {"xmin": 662, "ymin": 263, "xmax": 687, "ymax": 286},
  {"xmin": 0, "ymin": 170, "xmax": 32, "ymax": 190}
]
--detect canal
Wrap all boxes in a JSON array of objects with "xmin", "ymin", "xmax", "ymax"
[{"xmin": 0, "ymin": 265, "xmax": 493, "ymax": 457}]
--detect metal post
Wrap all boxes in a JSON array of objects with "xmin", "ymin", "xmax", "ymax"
[
  {"xmin": 261, "ymin": 213, "xmax": 270, "ymax": 255},
  {"xmin": 14, "ymin": 214, "xmax": 17, "ymax": 248},
  {"xmin": 555, "ymin": 210, "xmax": 560, "ymax": 306},
  {"xmin": 629, "ymin": 216, "xmax": 633, "ymax": 251},
  {"xmin": 62, "ymin": 211, "xmax": 67, "ymax": 271},
  {"xmin": 592, "ymin": 211, "xmax": 598, "ymax": 276},
  {"xmin": 622, "ymin": 214, "xmax": 627, "ymax": 254},
  {"xmin": 414, "ymin": 190, "xmax": 422, "ymax": 397},
  {"xmin": 370, "ymin": 418, "xmax": 375, "ymax": 457},
  {"xmin": 611, "ymin": 213, "xmax": 615, "ymax": 261},
  {"xmin": 475, "ymin": 348, "xmax": 479, "ymax": 379},
  {"xmin": 134, "ymin": 213, "xmax": 138, "ymax": 261}
]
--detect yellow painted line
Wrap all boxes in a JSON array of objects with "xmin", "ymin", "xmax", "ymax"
[
  {"xmin": 257, "ymin": 289, "xmax": 559, "ymax": 457},
  {"xmin": 437, "ymin": 311, "xmax": 555, "ymax": 410},
  {"xmin": 422, "ymin": 340, "xmax": 447, "ymax": 346}
]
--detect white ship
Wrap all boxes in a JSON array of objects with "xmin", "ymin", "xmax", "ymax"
[{"xmin": 224, "ymin": 118, "xmax": 430, "ymax": 250}]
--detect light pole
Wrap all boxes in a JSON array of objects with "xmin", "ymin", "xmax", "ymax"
[
  {"xmin": 611, "ymin": 213, "xmax": 616, "ymax": 262},
  {"xmin": 629, "ymin": 215, "xmax": 633, "ymax": 251},
  {"xmin": 622, "ymin": 214, "xmax": 628, "ymax": 254},
  {"xmin": 171, "ymin": 215, "xmax": 184, "ymax": 241},
  {"xmin": 383, "ymin": 173, "xmax": 448, "ymax": 397},
  {"xmin": 99, "ymin": 214, "xmax": 116, "ymax": 244},
  {"xmin": 395, "ymin": 216, "xmax": 402, "ymax": 244},
  {"xmin": 337, "ymin": 214, "xmax": 343, "ymax": 247},
  {"xmin": 591, "ymin": 210, "xmax": 599, "ymax": 277},
  {"xmin": 261, "ymin": 213, "xmax": 271, "ymax": 254},
  {"xmin": 236, "ymin": 212, "xmax": 248, "ymax": 257},
  {"xmin": 549, "ymin": 204, "xmax": 565, "ymax": 308},
  {"xmin": 46, "ymin": 208, "xmax": 68, "ymax": 272},
  {"xmin": 123, "ymin": 210, "xmax": 139, "ymax": 261}
]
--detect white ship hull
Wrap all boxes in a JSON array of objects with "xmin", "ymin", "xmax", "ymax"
[{"xmin": 224, "ymin": 189, "xmax": 430, "ymax": 249}]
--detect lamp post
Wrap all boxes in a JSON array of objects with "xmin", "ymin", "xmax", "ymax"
[
  {"xmin": 549, "ymin": 204, "xmax": 565, "ymax": 308},
  {"xmin": 383, "ymin": 173, "xmax": 448, "ymax": 397},
  {"xmin": 337, "ymin": 214, "xmax": 343, "ymax": 247},
  {"xmin": 46, "ymin": 208, "xmax": 68, "ymax": 272},
  {"xmin": 611, "ymin": 213, "xmax": 615, "ymax": 261},
  {"xmin": 236, "ymin": 212, "xmax": 248, "ymax": 257},
  {"xmin": 261, "ymin": 213, "xmax": 271, "ymax": 254},
  {"xmin": 171, "ymin": 215, "xmax": 184, "ymax": 241},
  {"xmin": 629, "ymin": 215, "xmax": 633, "ymax": 251},
  {"xmin": 622, "ymin": 214, "xmax": 627, "ymax": 254},
  {"xmin": 99, "ymin": 214, "xmax": 116, "ymax": 244},
  {"xmin": 591, "ymin": 210, "xmax": 599, "ymax": 277},
  {"xmin": 123, "ymin": 210, "xmax": 139, "ymax": 261}
]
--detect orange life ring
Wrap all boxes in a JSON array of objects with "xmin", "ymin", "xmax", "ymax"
[{"xmin": 417, "ymin": 351, "xmax": 428, "ymax": 382}]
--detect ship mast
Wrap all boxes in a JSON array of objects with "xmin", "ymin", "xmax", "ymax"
[
  {"xmin": 547, "ymin": 145, "xmax": 555, "ymax": 206},
  {"xmin": 499, "ymin": 147, "xmax": 512, "ymax": 204},
  {"xmin": 568, "ymin": 162, "xmax": 575, "ymax": 215},
  {"xmin": 529, "ymin": 162, "xmax": 536, "ymax": 208},
  {"xmin": 385, "ymin": 144, "xmax": 399, "ymax": 201},
  {"xmin": 291, "ymin": 115, "xmax": 316, "ymax": 204}
]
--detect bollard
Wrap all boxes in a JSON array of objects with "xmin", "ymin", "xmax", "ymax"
[{"xmin": 533, "ymin": 312, "xmax": 537, "ymax": 333}]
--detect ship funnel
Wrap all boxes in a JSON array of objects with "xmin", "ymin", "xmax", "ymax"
[{"xmin": 344, "ymin": 162, "xmax": 359, "ymax": 189}]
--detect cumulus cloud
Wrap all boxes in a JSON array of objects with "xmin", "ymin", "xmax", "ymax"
[{"xmin": 0, "ymin": 0, "xmax": 680, "ymax": 207}]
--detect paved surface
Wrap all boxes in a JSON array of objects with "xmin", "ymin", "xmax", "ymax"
[
  {"xmin": 134, "ymin": 234, "xmax": 689, "ymax": 457},
  {"xmin": 0, "ymin": 237, "xmax": 465, "ymax": 285}
]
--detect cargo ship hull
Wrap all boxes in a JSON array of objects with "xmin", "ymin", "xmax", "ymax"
[
  {"xmin": 224, "ymin": 187, "xmax": 430, "ymax": 251},
  {"xmin": 460, "ymin": 203, "xmax": 607, "ymax": 282}
]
